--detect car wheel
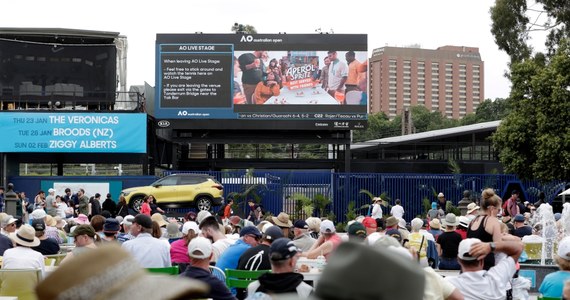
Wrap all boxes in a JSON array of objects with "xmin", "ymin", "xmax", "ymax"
[
  {"xmin": 129, "ymin": 195, "xmax": 145, "ymax": 213},
  {"xmin": 196, "ymin": 196, "xmax": 212, "ymax": 211}
]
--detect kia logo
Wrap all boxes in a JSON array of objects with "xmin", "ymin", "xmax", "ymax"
[{"xmin": 157, "ymin": 120, "xmax": 170, "ymax": 127}]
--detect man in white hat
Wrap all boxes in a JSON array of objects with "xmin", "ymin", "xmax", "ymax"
[
  {"xmin": 445, "ymin": 238, "xmax": 523, "ymax": 300},
  {"xmin": 2, "ymin": 224, "xmax": 45, "ymax": 276},
  {"xmin": 117, "ymin": 215, "xmax": 135, "ymax": 244},
  {"xmin": 302, "ymin": 219, "xmax": 341, "ymax": 260},
  {"xmin": 45, "ymin": 188, "xmax": 57, "ymax": 217},
  {"xmin": 0, "ymin": 214, "xmax": 18, "ymax": 236},
  {"xmin": 465, "ymin": 202, "xmax": 480, "ymax": 222}
]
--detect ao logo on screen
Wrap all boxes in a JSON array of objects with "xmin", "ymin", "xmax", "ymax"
[{"xmin": 240, "ymin": 35, "xmax": 253, "ymax": 42}]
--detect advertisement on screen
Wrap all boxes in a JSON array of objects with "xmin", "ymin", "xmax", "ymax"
[
  {"xmin": 0, "ymin": 112, "xmax": 147, "ymax": 153},
  {"xmin": 155, "ymin": 34, "xmax": 368, "ymax": 130}
]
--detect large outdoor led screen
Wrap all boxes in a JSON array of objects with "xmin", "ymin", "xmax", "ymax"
[{"xmin": 155, "ymin": 34, "xmax": 367, "ymax": 130}]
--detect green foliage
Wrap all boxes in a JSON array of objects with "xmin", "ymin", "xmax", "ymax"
[
  {"xmin": 292, "ymin": 193, "xmax": 314, "ymax": 220},
  {"xmin": 422, "ymin": 197, "xmax": 431, "ymax": 218},
  {"xmin": 313, "ymin": 194, "xmax": 331, "ymax": 217},
  {"xmin": 231, "ymin": 23, "xmax": 257, "ymax": 34},
  {"xmin": 345, "ymin": 201, "xmax": 358, "ymax": 221},
  {"xmin": 445, "ymin": 201, "xmax": 461, "ymax": 216},
  {"xmin": 352, "ymin": 112, "xmax": 401, "ymax": 143},
  {"xmin": 492, "ymin": 39, "xmax": 570, "ymax": 181}
]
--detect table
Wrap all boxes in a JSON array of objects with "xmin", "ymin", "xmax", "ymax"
[
  {"xmin": 299, "ymin": 271, "xmax": 322, "ymax": 287},
  {"xmin": 264, "ymin": 86, "xmax": 339, "ymax": 105}
]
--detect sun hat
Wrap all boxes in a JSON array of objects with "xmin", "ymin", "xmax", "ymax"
[
  {"xmin": 48, "ymin": 188, "xmax": 55, "ymax": 194},
  {"xmin": 10, "ymin": 224, "xmax": 40, "ymax": 247},
  {"xmin": 229, "ymin": 216, "xmax": 242, "ymax": 226},
  {"xmin": 269, "ymin": 238, "xmax": 299, "ymax": 261},
  {"xmin": 385, "ymin": 216, "xmax": 398, "ymax": 228},
  {"xmin": 320, "ymin": 220, "xmax": 336, "ymax": 233},
  {"xmin": 429, "ymin": 218, "xmax": 441, "ymax": 230},
  {"xmin": 271, "ymin": 212, "xmax": 293, "ymax": 228},
  {"xmin": 150, "ymin": 213, "xmax": 168, "ymax": 228},
  {"xmin": 305, "ymin": 217, "xmax": 321, "ymax": 232},
  {"xmin": 36, "ymin": 244, "xmax": 208, "ymax": 300},
  {"xmin": 557, "ymin": 236, "xmax": 570, "ymax": 260},
  {"xmin": 398, "ymin": 218, "xmax": 407, "ymax": 229},
  {"xmin": 188, "ymin": 236, "xmax": 213, "ymax": 259},
  {"xmin": 182, "ymin": 221, "xmax": 200, "ymax": 235},
  {"xmin": 121, "ymin": 215, "xmax": 134, "ymax": 226},
  {"xmin": 442, "ymin": 213, "xmax": 460, "ymax": 227},
  {"xmin": 31, "ymin": 209, "xmax": 47, "ymax": 220},
  {"xmin": 45, "ymin": 215, "xmax": 57, "ymax": 227},
  {"xmin": 75, "ymin": 214, "xmax": 89, "ymax": 225},
  {"xmin": 457, "ymin": 238, "xmax": 482, "ymax": 261},
  {"xmin": 263, "ymin": 225, "xmax": 284, "ymax": 241},
  {"xmin": 1, "ymin": 215, "xmax": 17, "ymax": 227},
  {"xmin": 372, "ymin": 197, "xmax": 382, "ymax": 203},
  {"xmin": 458, "ymin": 216, "xmax": 471, "ymax": 228},
  {"xmin": 438, "ymin": 192, "xmax": 445, "ymax": 198},
  {"xmin": 196, "ymin": 210, "xmax": 211, "ymax": 224},
  {"xmin": 166, "ymin": 223, "xmax": 182, "ymax": 238},
  {"xmin": 466, "ymin": 202, "xmax": 480, "ymax": 214}
]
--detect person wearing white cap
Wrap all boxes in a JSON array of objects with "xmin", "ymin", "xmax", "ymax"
[
  {"xmin": 465, "ymin": 202, "xmax": 480, "ymax": 222},
  {"xmin": 45, "ymin": 188, "xmax": 57, "ymax": 217},
  {"xmin": 170, "ymin": 221, "xmax": 200, "ymax": 273},
  {"xmin": 0, "ymin": 214, "xmax": 18, "ymax": 236},
  {"xmin": 2, "ymin": 224, "xmax": 45, "ymax": 276},
  {"xmin": 538, "ymin": 236, "xmax": 570, "ymax": 298},
  {"xmin": 302, "ymin": 219, "xmax": 341, "ymax": 260},
  {"xmin": 117, "ymin": 215, "xmax": 135, "ymax": 244},
  {"xmin": 437, "ymin": 192, "xmax": 446, "ymax": 209},
  {"xmin": 445, "ymin": 238, "xmax": 523, "ymax": 300},
  {"xmin": 180, "ymin": 236, "xmax": 235, "ymax": 300}
]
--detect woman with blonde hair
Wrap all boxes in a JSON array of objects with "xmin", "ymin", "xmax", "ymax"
[
  {"xmin": 305, "ymin": 217, "xmax": 321, "ymax": 239},
  {"xmin": 466, "ymin": 188, "xmax": 502, "ymax": 270}
]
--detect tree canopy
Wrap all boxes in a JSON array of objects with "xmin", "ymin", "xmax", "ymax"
[{"xmin": 490, "ymin": 1, "xmax": 570, "ymax": 180}]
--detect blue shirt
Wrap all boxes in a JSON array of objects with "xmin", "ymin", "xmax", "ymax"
[
  {"xmin": 539, "ymin": 270, "xmax": 570, "ymax": 298},
  {"xmin": 215, "ymin": 239, "xmax": 251, "ymax": 272}
]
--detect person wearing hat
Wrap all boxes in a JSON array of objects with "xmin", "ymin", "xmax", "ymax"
[
  {"xmin": 101, "ymin": 218, "xmax": 121, "ymax": 242},
  {"xmin": 512, "ymin": 214, "xmax": 532, "ymax": 238},
  {"xmin": 436, "ymin": 213, "xmax": 462, "ymax": 270},
  {"xmin": 0, "ymin": 214, "xmax": 18, "ymax": 236},
  {"xmin": 171, "ymin": 221, "xmax": 201, "ymax": 273},
  {"xmin": 180, "ymin": 237, "xmax": 235, "ymax": 300},
  {"xmin": 428, "ymin": 218, "xmax": 443, "ymax": 239},
  {"xmin": 407, "ymin": 218, "xmax": 429, "ymax": 267},
  {"xmin": 151, "ymin": 213, "xmax": 168, "ymax": 237},
  {"xmin": 216, "ymin": 225, "xmax": 262, "ymax": 273},
  {"xmin": 166, "ymin": 222, "xmax": 183, "ymax": 243},
  {"xmin": 370, "ymin": 197, "xmax": 383, "ymax": 220},
  {"xmin": 117, "ymin": 215, "xmax": 135, "ymax": 244},
  {"xmin": 292, "ymin": 220, "xmax": 316, "ymax": 251},
  {"xmin": 61, "ymin": 224, "xmax": 99, "ymax": 264},
  {"xmin": 347, "ymin": 222, "xmax": 367, "ymax": 242},
  {"xmin": 238, "ymin": 225, "xmax": 284, "ymax": 272},
  {"xmin": 121, "ymin": 214, "xmax": 171, "ymax": 268},
  {"xmin": 465, "ymin": 202, "xmax": 480, "ymax": 222},
  {"xmin": 45, "ymin": 188, "xmax": 57, "ymax": 217},
  {"xmin": 539, "ymin": 236, "xmax": 570, "ymax": 298},
  {"xmin": 271, "ymin": 212, "xmax": 293, "ymax": 238},
  {"xmin": 36, "ymin": 244, "xmax": 209, "ymax": 300},
  {"xmin": 247, "ymin": 238, "xmax": 313, "ymax": 298},
  {"xmin": 445, "ymin": 238, "xmax": 523, "ymax": 300},
  {"xmin": 199, "ymin": 216, "xmax": 235, "ymax": 263},
  {"xmin": 303, "ymin": 219, "xmax": 341, "ymax": 260},
  {"xmin": 3, "ymin": 224, "xmax": 45, "ymax": 276},
  {"xmin": 31, "ymin": 218, "xmax": 60, "ymax": 255},
  {"xmin": 428, "ymin": 202, "xmax": 444, "ymax": 221},
  {"xmin": 361, "ymin": 216, "xmax": 378, "ymax": 236},
  {"xmin": 437, "ymin": 192, "xmax": 446, "ymax": 209}
]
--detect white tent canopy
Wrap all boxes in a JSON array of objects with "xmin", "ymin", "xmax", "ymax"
[{"xmin": 559, "ymin": 187, "xmax": 570, "ymax": 196}]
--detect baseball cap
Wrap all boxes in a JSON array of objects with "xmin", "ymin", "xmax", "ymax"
[
  {"xmin": 239, "ymin": 225, "xmax": 262, "ymax": 238},
  {"xmin": 31, "ymin": 209, "xmax": 47, "ymax": 220},
  {"xmin": 48, "ymin": 188, "xmax": 55, "ymax": 193},
  {"xmin": 293, "ymin": 220, "xmax": 309, "ymax": 229},
  {"xmin": 513, "ymin": 214, "xmax": 525, "ymax": 222},
  {"xmin": 103, "ymin": 218, "xmax": 120, "ymax": 233},
  {"xmin": 385, "ymin": 216, "xmax": 398, "ymax": 227},
  {"xmin": 182, "ymin": 221, "xmax": 200, "ymax": 235},
  {"xmin": 557, "ymin": 237, "xmax": 570, "ymax": 260},
  {"xmin": 269, "ymin": 238, "xmax": 299, "ymax": 261},
  {"xmin": 188, "ymin": 236, "xmax": 212, "ymax": 259},
  {"xmin": 385, "ymin": 229, "xmax": 402, "ymax": 243},
  {"xmin": 133, "ymin": 214, "xmax": 153, "ymax": 229},
  {"xmin": 121, "ymin": 215, "xmax": 135, "ymax": 226},
  {"xmin": 457, "ymin": 238, "xmax": 482, "ymax": 261},
  {"xmin": 263, "ymin": 225, "xmax": 284, "ymax": 241},
  {"xmin": 320, "ymin": 220, "xmax": 336, "ymax": 233},
  {"xmin": 31, "ymin": 218, "xmax": 46, "ymax": 231},
  {"xmin": 348, "ymin": 222, "xmax": 367, "ymax": 239},
  {"xmin": 1, "ymin": 215, "xmax": 17, "ymax": 227},
  {"xmin": 438, "ymin": 192, "xmax": 444, "ymax": 198},
  {"xmin": 362, "ymin": 217, "xmax": 377, "ymax": 229}
]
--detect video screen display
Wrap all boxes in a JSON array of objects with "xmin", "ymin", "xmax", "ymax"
[{"xmin": 155, "ymin": 34, "xmax": 367, "ymax": 130}]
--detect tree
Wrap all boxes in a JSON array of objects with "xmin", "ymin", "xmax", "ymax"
[
  {"xmin": 231, "ymin": 23, "xmax": 257, "ymax": 34},
  {"xmin": 492, "ymin": 39, "xmax": 570, "ymax": 181}
]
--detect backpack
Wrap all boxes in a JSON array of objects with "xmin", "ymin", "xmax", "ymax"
[{"xmin": 217, "ymin": 204, "xmax": 227, "ymax": 216}]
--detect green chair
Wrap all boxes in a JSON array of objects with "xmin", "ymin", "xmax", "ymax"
[
  {"xmin": 537, "ymin": 296, "xmax": 562, "ymax": 300},
  {"xmin": 225, "ymin": 269, "xmax": 270, "ymax": 289},
  {"xmin": 146, "ymin": 266, "xmax": 179, "ymax": 275},
  {"xmin": 44, "ymin": 253, "xmax": 67, "ymax": 266},
  {"xmin": 0, "ymin": 268, "xmax": 42, "ymax": 300}
]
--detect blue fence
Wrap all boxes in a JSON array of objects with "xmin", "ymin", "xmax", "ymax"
[{"xmin": 164, "ymin": 170, "xmax": 568, "ymax": 224}]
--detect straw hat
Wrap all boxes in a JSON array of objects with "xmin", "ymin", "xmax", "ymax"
[
  {"xmin": 428, "ymin": 219, "xmax": 441, "ymax": 230},
  {"xmin": 466, "ymin": 202, "xmax": 480, "ymax": 214},
  {"xmin": 45, "ymin": 215, "xmax": 57, "ymax": 227},
  {"xmin": 36, "ymin": 244, "xmax": 208, "ymax": 300},
  {"xmin": 151, "ymin": 213, "xmax": 168, "ymax": 228},
  {"xmin": 385, "ymin": 216, "xmax": 399, "ymax": 228},
  {"xmin": 10, "ymin": 224, "xmax": 40, "ymax": 247},
  {"xmin": 271, "ymin": 212, "xmax": 293, "ymax": 228},
  {"xmin": 442, "ymin": 213, "xmax": 459, "ymax": 227}
]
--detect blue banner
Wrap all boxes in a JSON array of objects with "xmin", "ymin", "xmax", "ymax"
[{"xmin": 0, "ymin": 112, "xmax": 147, "ymax": 153}]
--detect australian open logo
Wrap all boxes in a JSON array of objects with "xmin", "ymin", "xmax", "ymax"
[
  {"xmin": 240, "ymin": 35, "xmax": 253, "ymax": 42},
  {"xmin": 157, "ymin": 120, "xmax": 170, "ymax": 128}
]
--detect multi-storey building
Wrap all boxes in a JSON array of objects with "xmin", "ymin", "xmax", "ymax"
[{"xmin": 369, "ymin": 45, "xmax": 484, "ymax": 119}]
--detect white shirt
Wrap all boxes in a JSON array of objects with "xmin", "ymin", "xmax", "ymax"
[
  {"xmin": 2, "ymin": 247, "xmax": 45, "ymax": 277},
  {"xmin": 56, "ymin": 202, "xmax": 68, "ymax": 218},
  {"xmin": 121, "ymin": 233, "xmax": 171, "ymax": 268},
  {"xmin": 211, "ymin": 238, "xmax": 236, "ymax": 263},
  {"xmin": 419, "ymin": 229, "xmax": 435, "ymax": 242},
  {"xmin": 327, "ymin": 59, "xmax": 348, "ymax": 90},
  {"xmin": 391, "ymin": 205, "xmax": 405, "ymax": 219},
  {"xmin": 445, "ymin": 256, "xmax": 516, "ymax": 300},
  {"xmin": 371, "ymin": 204, "xmax": 383, "ymax": 219},
  {"xmin": 424, "ymin": 267, "xmax": 456, "ymax": 300}
]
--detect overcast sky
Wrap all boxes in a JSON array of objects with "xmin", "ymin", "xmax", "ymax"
[{"xmin": 2, "ymin": 0, "xmax": 547, "ymax": 100}]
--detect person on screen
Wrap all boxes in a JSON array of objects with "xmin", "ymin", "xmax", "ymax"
[
  {"xmin": 253, "ymin": 71, "xmax": 281, "ymax": 105},
  {"xmin": 238, "ymin": 51, "xmax": 265, "ymax": 105},
  {"xmin": 268, "ymin": 58, "xmax": 282, "ymax": 87},
  {"xmin": 319, "ymin": 56, "xmax": 331, "ymax": 90},
  {"xmin": 233, "ymin": 56, "xmax": 246, "ymax": 105},
  {"xmin": 326, "ymin": 51, "xmax": 348, "ymax": 103},
  {"xmin": 344, "ymin": 51, "xmax": 361, "ymax": 93}
]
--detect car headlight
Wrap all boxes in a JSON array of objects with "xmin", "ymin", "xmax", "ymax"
[{"xmin": 121, "ymin": 191, "xmax": 131, "ymax": 197}]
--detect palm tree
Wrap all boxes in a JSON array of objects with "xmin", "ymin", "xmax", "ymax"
[{"xmin": 231, "ymin": 23, "xmax": 257, "ymax": 34}]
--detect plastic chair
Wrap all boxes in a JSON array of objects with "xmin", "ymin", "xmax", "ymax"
[
  {"xmin": 0, "ymin": 268, "xmax": 42, "ymax": 300},
  {"xmin": 209, "ymin": 265, "xmax": 226, "ymax": 282},
  {"xmin": 44, "ymin": 258, "xmax": 55, "ymax": 267},
  {"xmin": 146, "ymin": 266, "xmax": 179, "ymax": 275},
  {"xmin": 225, "ymin": 269, "xmax": 270, "ymax": 289},
  {"xmin": 44, "ymin": 253, "xmax": 67, "ymax": 266}
]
